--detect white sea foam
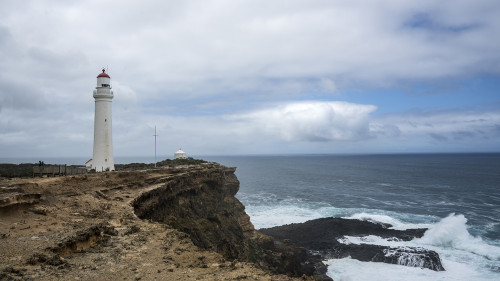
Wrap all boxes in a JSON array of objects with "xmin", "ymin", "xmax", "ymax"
[
  {"xmin": 338, "ymin": 235, "xmax": 406, "ymax": 247},
  {"xmin": 247, "ymin": 204, "xmax": 325, "ymax": 228},
  {"xmin": 333, "ymin": 213, "xmax": 500, "ymax": 280},
  {"xmin": 241, "ymin": 194, "xmax": 348, "ymax": 229},
  {"xmin": 343, "ymin": 212, "xmax": 432, "ymax": 230},
  {"xmin": 326, "ymin": 257, "xmax": 496, "ymax": 281},
  {"xmin": 417, "ymin": 213, "xmax": 500, "ymax": 261}
]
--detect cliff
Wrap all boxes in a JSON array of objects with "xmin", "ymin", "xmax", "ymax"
[
  {"xmin": 132, "ymin": 164, "xmax": 325, "ymax": 277},
  {"xmin": 0, "ymin": 163, "xmax": 317, "ymax": 281}
]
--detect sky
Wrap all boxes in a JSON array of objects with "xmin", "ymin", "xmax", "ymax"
[{"xmin": 1, "ymin": 0, "xmax": 500, "ymax": 160}]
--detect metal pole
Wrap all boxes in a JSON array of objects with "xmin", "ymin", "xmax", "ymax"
[{"xmin": 153, "ymin": 126, "xmax": 158, "ymax": 168}]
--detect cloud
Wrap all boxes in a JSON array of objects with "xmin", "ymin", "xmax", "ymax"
[
  {"xmin": 2, "ymin": 0, "xmax": 500, "ymax": 98},
  {"xmin": 118, "ymin": 102, "xmax": 500, "ymax": 156},
  {"xmin": 1, "ymin": 0, "xmax": 500, "ymax": 158},
  {"xmin": 104, "ymin": 101, "xmax": 376, "ymax": 155},
  {"xmin": 370, "ymin": 109, "xmax": 500, "ymax": 150},
  {"xmin": 233, "ymin": 101, "xmax": 377, "ymax": 142}
]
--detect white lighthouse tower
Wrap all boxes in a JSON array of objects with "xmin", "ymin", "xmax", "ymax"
[{"xmin": 90, "ymin": 68, "xmax": 115, "ymax": 172}]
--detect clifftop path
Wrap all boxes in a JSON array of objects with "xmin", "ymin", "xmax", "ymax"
[{"xmin": 0, "ymin": 163, "xmax": 316, "ymax": 281}]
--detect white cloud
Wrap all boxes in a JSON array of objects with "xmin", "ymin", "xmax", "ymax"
[{"xmin": 233, "ymin": 101, "xmax": 377, "ymax": 142}]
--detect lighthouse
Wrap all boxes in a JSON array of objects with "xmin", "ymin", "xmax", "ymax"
[{"xmin": 90, "ymin": 68, "xmax": 115, "ymax": 172}]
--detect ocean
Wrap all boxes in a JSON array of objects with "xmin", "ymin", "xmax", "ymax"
[
  {"xmin": 203, "ymin": 154, "xmax": 500, "ymax": 281},
  {"xmin": 3, "ymin": 153, "xmax": 499, "ymax": 280}
]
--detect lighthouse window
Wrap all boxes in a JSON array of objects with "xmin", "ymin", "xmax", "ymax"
[
  {"xmin": 101, "ymin": 84, "xmax": 110, "ymax": 87},
  {"xmin": 105, "ymin": 119, "xmax": 107, "ymax": 122}
]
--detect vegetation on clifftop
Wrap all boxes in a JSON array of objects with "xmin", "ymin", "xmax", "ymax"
[
  {"xmin": 0, "ymin": 158, "xmax": 209, "ymax": 178},
  {"xmin": 114, "ymin": 157, "xmax": 208, "ymax": 171}
]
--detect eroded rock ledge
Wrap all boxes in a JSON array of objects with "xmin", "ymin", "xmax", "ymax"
[{"xmin": 132, "ymin": 164, "xmax": 326, "ymax": 278}]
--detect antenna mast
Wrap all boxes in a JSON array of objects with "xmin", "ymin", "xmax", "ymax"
[{"xmin": 153, "ymin": 126, "xmax": 158, "ymax": 168}]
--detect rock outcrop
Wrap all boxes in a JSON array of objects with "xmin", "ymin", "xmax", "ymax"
[
  {"xmin": 260, "ymin": 217, "xmax": 445, "ymax": 271},
  {"xmin": 0, "ymin": 192, "xmax": 41, "ymax": 208},
  {"xmin": 132, "ymin": 164, "xmax": 326, "ymax": 278},
  {"xmin": 0, "ymin": 183, "xmax": 41, "ymax": 208}
]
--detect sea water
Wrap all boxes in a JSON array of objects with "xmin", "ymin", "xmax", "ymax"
[{"xmin": 204, "ymin": 154, "xmax": 500, "ymax": 281}]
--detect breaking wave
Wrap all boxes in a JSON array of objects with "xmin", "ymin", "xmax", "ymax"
[{"xmin": 418, "ymin": 213, "xmax": 500, "ymax": 261}]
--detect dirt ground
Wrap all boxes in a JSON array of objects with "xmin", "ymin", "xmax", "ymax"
[{"xmin": 0, "ymin": 167, "xmax": 313, "ymax": 281}]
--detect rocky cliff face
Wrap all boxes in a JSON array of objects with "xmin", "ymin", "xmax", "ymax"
[
  {"xmin": 132, "ymin": 164, "xmax": 322, "ymax": 277},
  {"xmin": 133, "ymin": 165, "xmax": 251, "ymax": 259}
]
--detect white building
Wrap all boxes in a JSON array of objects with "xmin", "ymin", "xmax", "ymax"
[
  {"xmin": 174, "ymin": 149, "xmax": 186, "ymax": 159},
  {"xmin": 85, "ymin": 159, "xmax": 93, "ymax": 171},
  {"xmin": 88, "ymin": 69, "xmax": 115, "ymax": 172}
]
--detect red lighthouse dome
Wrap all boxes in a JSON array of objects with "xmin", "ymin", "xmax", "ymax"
[{"xmin": 97, "ymin": 68, "xmax": 110, "ymax": 78}]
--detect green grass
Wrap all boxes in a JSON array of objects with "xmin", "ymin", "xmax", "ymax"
[{"xmin": 115, "ymin": 157, "xmax": 208, "ymax": 171}]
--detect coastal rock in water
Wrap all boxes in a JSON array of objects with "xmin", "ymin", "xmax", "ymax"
[
  {"xmin": 334, "ymin": 243, "xmax": 445, "ymax": 271},
  {"xmin": 260, "ymin": 217, "xmax": 427, "ymax": 243},
  {"xmin": 260, "ymin": 217, "xmax": 445, "ymax": 271},
  {"xmin": 376, "ymin": 246, "xmax": 445, "ymax": 271}
]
